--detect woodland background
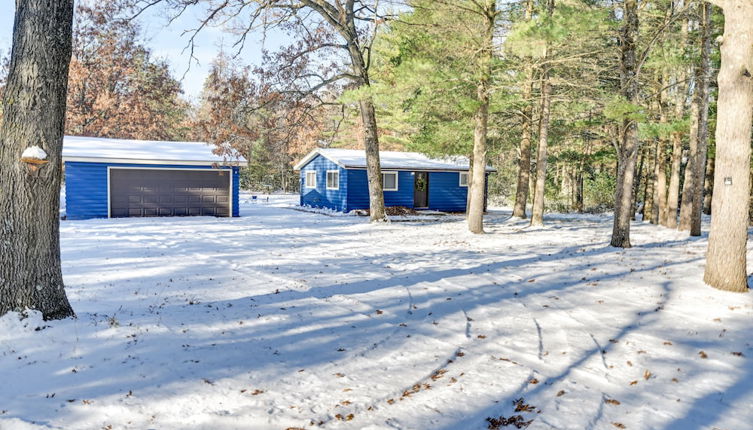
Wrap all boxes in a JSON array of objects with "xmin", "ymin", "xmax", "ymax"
[{"xmin": 0, "ymin": 0, "xmax": 730, "ymax": 220}]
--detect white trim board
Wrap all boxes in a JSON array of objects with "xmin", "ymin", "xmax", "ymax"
[
  {"xmin": 107, "ymin": 166, "xmax": 233, "ymax": 219},
  {"xmin": 66, "ymin": 156, "xmax": 248, "ymax": 167}
]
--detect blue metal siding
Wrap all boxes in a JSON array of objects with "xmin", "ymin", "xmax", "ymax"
[
  {"xmin": 64, "ymin": 161, "xmax": 239, "ymax": 220},
  {"xmin": 299, "ymin": 155, "xmax": 348, "ymax": 211},
  {"xmin": 428, "ymin": 171, "xmax": 468, "ymax": 212},
  {"xmin": 345, "ymin": 169, "xmax": 414, "ymax": 211}
]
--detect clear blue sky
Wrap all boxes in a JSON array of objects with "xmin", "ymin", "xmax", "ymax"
[{"xmin": 0, "ymin": 0, "xmax": 283, "ymax": 99}]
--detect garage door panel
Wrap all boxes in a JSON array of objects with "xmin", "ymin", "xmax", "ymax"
[{"xmin": 110, "ymin": 169, "xmax": 231, "ymax": 218}]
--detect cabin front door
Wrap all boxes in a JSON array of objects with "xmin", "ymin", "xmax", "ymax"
[{"xmin": 414, "ymin": 172, "xmax": 429, "ymax": 208}]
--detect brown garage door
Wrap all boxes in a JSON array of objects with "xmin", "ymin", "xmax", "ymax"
[{"xmin": 110, "ymin": 168, "xmax": 231, "ymax": 218}]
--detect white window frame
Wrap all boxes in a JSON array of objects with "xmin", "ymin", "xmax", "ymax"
[
  {"xmin": 459, "ymin": 172, "xmax": 469, "ymax": 187},
  {"xmin": 305, "ymin": 170, "xmax": 317, "ymax": 188},
  {"xmin": 382, "ymin": 171, "xmax": 399, "ymax": 191},
  {"xmin": 326, "ymin": 170, "xmax": 340, "ymax": 190}
]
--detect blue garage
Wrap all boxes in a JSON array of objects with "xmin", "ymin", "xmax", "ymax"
[
  {"xmin": 62, "ymin": 136, "xmax": 247, "ymax": 220},
  {"xmin": 293, "ymin": 148, "xmax": 495, "ymax": 213}
]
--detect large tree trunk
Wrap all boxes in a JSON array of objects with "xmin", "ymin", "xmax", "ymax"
[
  {"xmin": 357, "ymin": 97, "xmax": 387, "ymax": 222},
  {"xmin": 704, "ymin": 0, "xmax": 753, "ymax": 292},
  {"xmin": 0, "ymin": 0, "xmax": 75, "ymax": 320},
  {"xmin": 611, "ymin": 0, "xmax": 640, "ymax": 248},
  {"xmin": 530, "ymin": 69, "xmax": 551, "ymax": 227},
  {"xmin": 512, "ymin": 0, "xmax": 535, "ymax": 219},
  {"xmin": 467, "ymin": 0, "xmax": 496, "ymax": 234},
  {"xmin": 343, "ymin": 16, "xmax": 386, "ymax": 223}
]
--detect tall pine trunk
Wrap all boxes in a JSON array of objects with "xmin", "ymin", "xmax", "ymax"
[
  {"xmin": 665, "ymin": 16, "xmax": 689, "ymax": 229},
  {"xmin": 530, "ymin": 69, "xmax": 552, "ymax": 227},
  {"xmin": 689, "ymin": 2, "xmax": 712, "ymax": 236},
  {"xmin": 704, "ymin": 0, "xmax": 753, "ymax": 292},
  {"xmin": 530, "ymin": 0, "xmax": 554, "ymax": 227},
  {"xmin": 703, "ymin": 155, "xmax": 714, "ymax": 214},
  {"xmin": 679, "ymin": 83, "xmax": 701, "ymax": 231},
  {"xmin": 0, "ymin": 0, "xmax": 75, "ymax": 320},
  {"xmin": 610, "ymin": 0, "xmax": 640, "ymax": 248},
  {"xmin": 513, "ymin": 72, "xmax": 534, "ymax": 218},
  {"xmin": 680, "ymin": 4, "xmax": 712, "ymax": 234},
  {"xmin": 512, "ymin": 0, "xmax": 535, "ymax": 219},
  {"xmin": 467, "ymin": 1, "xmax": 496, "ymax": 234}
]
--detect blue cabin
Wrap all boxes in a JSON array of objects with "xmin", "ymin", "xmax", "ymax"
[
  {"xmin": 293, "ymin": 148, "xmax": 495, "ymax": 213},
  {"xmin": 62, "ymin": 136, "xmax": 247, "ymax": 220}
]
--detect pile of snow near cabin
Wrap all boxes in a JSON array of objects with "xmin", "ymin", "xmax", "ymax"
[{"xmin": 2, "ymin": 194, "xmax": 753, "ymax": 430}]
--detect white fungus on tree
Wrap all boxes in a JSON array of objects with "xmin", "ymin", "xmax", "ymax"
[{"xmin": 21, "ymin": 146, "xmax": 48, "ymax": 160}]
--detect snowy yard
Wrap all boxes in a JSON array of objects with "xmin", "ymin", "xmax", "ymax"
[{"xmin": 2, "ymin": 195, "xmax": 753, "ymax": 430}]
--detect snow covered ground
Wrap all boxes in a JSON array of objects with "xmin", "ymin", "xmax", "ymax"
[{"xmin": 2, "ymin": 194, "xmax": 752, "ymax": 430}]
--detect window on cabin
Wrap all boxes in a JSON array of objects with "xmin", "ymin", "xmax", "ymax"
[
  {"xmin": 459, "ymin": 172, "xmax": 469, "ymax": 187},
  {"xmin": 382, "ymin": 172, "xmax": 398, "ymax": 191},
  {"xmin": 305, "ymin": 171, "xmax": 317, "ymax": 188},
  {"xmin": 326, "ymin": 170, "xmax": 339, "ymax": 190}
]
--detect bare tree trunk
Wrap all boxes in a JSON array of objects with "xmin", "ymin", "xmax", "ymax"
[
  {"xmin": 650, "ymin": 141, "xmax": 661, "ymax": 224},
  {"xmin": 611, "ymin": 0, "xmax": 640, "ymax": 248},
  {"xmin": 513, "ymin": 73, "xmax": 534, "ymax": 219},
  {"xmin": 704, "ymin": 0, "xmax": 753, "ymax": 292},
  {"xmin": 666, "ymin": 15, "xmax": 689, "ymax": 229},
  {"xmin": 703, "ymin": 155, "xmax": 714, "ymax": 214},
  {"xmin": 512, "ymin": 0, "xmax": 534, "ymax": 219},
  {"xmin": 665, "ymin": 132, "xmax": 683, "ymax": 227},
  {"xmin": 0, "ymin": 0, "xmax": 75, "ymax": 320},
  {"xmin": 643, "ymin": 143, "xmax": 655, "ymax": 222},
  {"xmin": 357, "ymin": 97, "xmax": 387, "ymax": 222},
  {"xmin": 467, "ymin": 0, "xmax": 497, "ymax": 234},
  {"xmin": 679, "ymin": 90, "xmax": 700, "ymax": 231},
  {"xmin": 530, "ymin": 0, "xmax": 554, "ymax": 227},
  {"xmin": 632, "ymin": 149, "xmax": 645, "ymax": 221},
  {"xmin": 680, "ymin": 4, "xmax": 712, "ymax": 234},
  {"xmin": 530, "ymin": 69, "xmax": 552, "ymax": 227},
  {"xmin": 690, "ymin": 2, "xmax": 712, "ymax": 236},
  {"xmin": 347, "ymin": 34, "xmax": 386, "ymax": 222}
]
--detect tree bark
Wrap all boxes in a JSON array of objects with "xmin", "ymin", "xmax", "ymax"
[
  {"xmin": 0, "ymin": 0, "xmax": 75, "ymax": 320},
  {"xmin": 346, "ymin": 36, "xmax": 386, "ymax": 222},
  {"xmin": 530, "ymin": 69, "xmax": 552, "ymax": 227},
  {"xmin": 703, "ymin": 154, "xmax": 714, "ymax": 214},
  {"xmin": 665, "ymin": 16, "xmax": 689, "ymax": 229},
  {"xmin": 631, "ymin": 148, "xmax": 645, "ymax": 221},
  {"xmin": 467, "ymin": 0, "xmax": 496, "ymax": 234},
  {"xmin": 680, "ymin": 3, "xmax": 712, "ymax": 234},
  {"xmin": 679, "ymin": 83, "xmax": 700, "ymax": 231},
  {"xmin": 530, "ymin": 0, "xmax": 554, "ymax": 227},
  {"xmin": 610, "ymin": 0, "xmax": 640, "ymax": 248},
  {"xmin": 665, "ymin": 131, "xmax": 683, "ymax": 228},
  {"xmin": 704, "ymin": 0, "xmax": 753, "ymax": 292},
  {"xmin": 357, "ymin": 97, "xmax": 387, "ymax": 222},
  {"xmin": 512, "ymin": 0, "xmax": 535, "ymax": 219},
  {"xmin": 643, "ymin": 143, "xmax": 655, "ymax": 222},
  {"xmin": 690, "ymin": 2, "xmax": 712, "ymax": 236}
]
